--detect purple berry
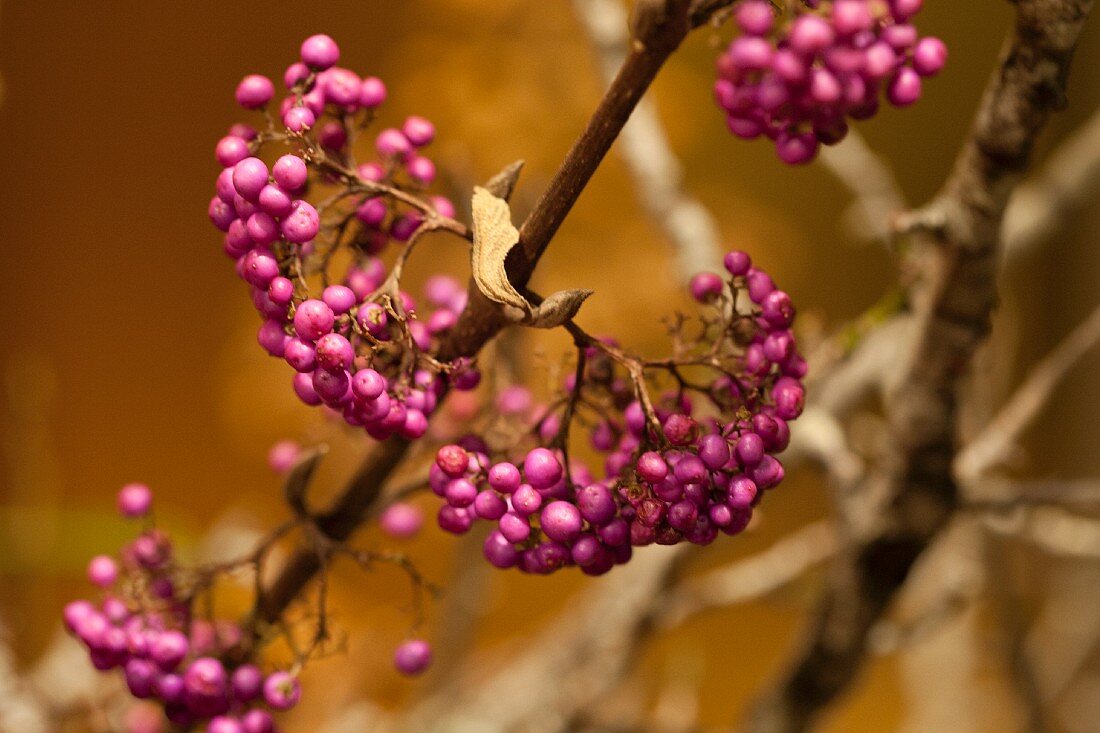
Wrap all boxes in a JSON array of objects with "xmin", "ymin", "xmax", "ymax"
[
  {"xmin": 87, "ymin": 555, "xmax": 118, "ymax": 587},
  {"xmin": 118, "ymin": 483, "xmax": 153, "ymax": 517},
  {"xmin": 281, "ymin": 199, "xmax": 320, "ymax": 243},
  {"xmin": 540, "ymin": 501, "xmax": 583, "ymax": 543},
  {"xmin": 381, "ymin": 502, "xmax": 425, "ymax": 538},
  {"xmin": 262, "ymin": 670, "xmax": 301, "ymax": 710},
  {"xmin": 913, "ymin": 37, "xmax": 948, "ymax": 77},
  {"xmin": 293, "ymin": 299, "xmax": 335, "ymax": 341},
  {"xmin": 300, "ymin": 34, "xmax": 340, "ymax": 70},
  {"xmin": 215, "ymin": 136, "xmax": 250, "ymax": 167},
  {"xmin": 523, "ymin": 448, "xmax": 563, "ymax": 490},
  {"xmin": 232, "ymin": 158, "xmax": 268, "ymax": 202},
  {"xmin": 393, "ymin": 639, "xmax": 432, "ymax": 676},
  {"xmin": 283, "ymin": 106, "xmax": 315, "ymax": 132},
  {"xmin": 359, "ymin": 76, "xmax": 387, "ymax": 108},
  {"xmin": 272, "ymin": 154, "xmax": 308, "ymax": 191},
  {"xmin": 235, "ymin": 74, "xmax": 275, "ymax": 109}
]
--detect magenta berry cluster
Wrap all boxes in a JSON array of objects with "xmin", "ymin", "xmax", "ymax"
[
  {"xmin": 209, "ymin": 34, "xmax": 476, "ymax": 442},
  {"xmin": 64, "ymin": 485, "xmax": 301, "ymax": 733},
  {"xmin": 715, "ymin": 0, "xmax": 947, "ymax": 164},
  {"xmin": 431, "ymin": 250, "xmax": 805, "ymax": 575}
]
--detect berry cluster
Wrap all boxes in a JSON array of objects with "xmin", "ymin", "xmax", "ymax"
[
  {"xmin": 432, "ymin": 250, "xmax": 805, "ymax": 575},
  {"xmin": 209, "ymin": 34, "xmax": 476, "ymax": 442},
  {"xmin": 715, "ymin": 0, "xmax": 947, "ymax": 163},
  {"xmin": 63, "ymin": 485, "xmax": 301, "ymax": 733}
]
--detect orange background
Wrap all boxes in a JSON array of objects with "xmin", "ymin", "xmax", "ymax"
[{"xmin": 3, "ymin": 2, "xmax": 1100, "ymax": 730}]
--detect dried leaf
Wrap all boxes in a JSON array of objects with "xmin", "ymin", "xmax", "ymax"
[
  {"xmin": 484, "ymin": 160, "xmax": 525, "ymax": 201},
  {"xmin": 529, "ymin": 289, "xmax": 594, "ymax": 329},
  {"xmin": 470, "ymin": 186, "xmax": 531, "ymax": 315}
]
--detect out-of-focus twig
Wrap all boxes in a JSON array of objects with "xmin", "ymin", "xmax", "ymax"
[
  {"xmin": 983, "ymin": 533, "xmax": 1046, "ymax": 733},
  {"xmin": 657, "ymin": 521, "xmax": 837, "ymax": 628},
  {"xmin": 982, "ymin": 504, "xmax": 1100, "ymax": 559},
  {"xmin": 818, "ymin": 130, "xmax": 908, "ymax": 244},
  {"xmin": 401, "ymin": 546, "xmax": 691, "ymax": 733},
  {"xmin": 1003, "ymin": 107, "xmax": 1100, "ymax": 261},
  {"xmin": 0, "ymin": 619, "xmax": 49, "ymax": 733},
  {"xmin": 965, "ymin": 477, "xmax": 1100, "ymax": 510},
  {"xmin": 956, "ymin": 301, "xmax": 1100, "ymax": 482}
]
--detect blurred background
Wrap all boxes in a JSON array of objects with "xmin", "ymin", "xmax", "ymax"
[{"xmin": 3, "ymin": 1, "xmax": 1100, "ymax": 731}]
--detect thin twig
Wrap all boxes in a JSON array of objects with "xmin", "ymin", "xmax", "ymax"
[
  {"xmin": 1003, "ymin": 106, "xmax": 1100, "ymax": 261},
  {"xmin": 818, "ymin": 129, "xmax": 907, "ymax": 244},
  {"xmin": 956, "ymin": 300, "xmax": 1100, "ymax": 482},
  {"xmin": 657, "ymin": 521, "xmax": 837, "ymax": 629}
]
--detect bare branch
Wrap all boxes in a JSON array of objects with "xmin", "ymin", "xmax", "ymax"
[
  {"xmin": 742, "ymin": 2, "xmax": 1095, "ymax": 730},
  {"xmin": 982, "ymin": 504, "xmax": 1100, "ymax": 560},
  {"xmin": 573, "ymin": 0, "xmax": 724, "ymax": 281},
  {"xmin": 964, "ymin": 477, "xmax": 1100, "ymax": 510},
  {"xmin": 1003, "ymin": 106, "xmax": 1100, "ymax": 260},
  {"xmin": 0, "ymin": 619, "xmax": 50, "ymax": 733},
  {"xmin": 818, "ymin": 130, "xmax": 908, "ymax": 244},
  {"xmin": 956, "ymin": 301, "xmax": 1100, "ymax": 481},
  {"xmin": 658, "ymin": 521, "xmax": 837, "ymax": 629},
  {"xmin": 983, "ymin": 533, "xmax": 1047, "ymax": 732},
  {"xmin": 401, "ymin": 547, "xmax": 691, "ymax": 733}
]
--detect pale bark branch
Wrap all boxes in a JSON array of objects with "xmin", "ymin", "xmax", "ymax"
[
  {"xmin": 982, "ymin": 504, "xmax": 1100, "ymax": 559},
  {"xmin": 657, "ymin": 521, "xmax": 838, "ymax": 629},
  {"xmin": 818, "ymin": 130, "xmax": 908, "ymax": 244},
  {"xmin": 956, "ymin": 300, "xmax": 1100, "ymax": 482},
  {"xmin": 401, "ymin": 546, "xmax": 691, "ymax": 733},
  {"xmin": 965, "ymin": 477, "xmax": 1100, "ymax": 509},
  {"xmin": 741, "ymin": 3, "xmax": 1095, "ymax": 731},
  {"xmin": 1003, "ymin": 106, "xmax": 1100, "ymax": 260}
]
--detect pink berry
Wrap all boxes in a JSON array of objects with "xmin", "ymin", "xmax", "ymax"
[
  {"xmin": 402, "ymin": 116, "xmax": 435, "ymax": 147},
  {"xmin": 118, "ymin": 483, "xmax": 153, "ymax": 517},
  {"xmin": 394, "ymin": 639, "xmax": 432, "ymax": 676},
  {"xmin": 283, "ymin": 106, "xmax": 315, "ymax": 132},
  {"xmin": 281, "ymin": 200, "xmax": 320, "ymax": 243},
  {"xmin": 300, "ymin": 34, "xmax": 340, "ymax": 70},
  {"xmin": 267, "ymin": 440, "xmax": 301, "ymax": 473},
  {"xmin": 235, "ymin": 74, "xmax": 275, "ymax": 109},
  {"xmin": 87, "ymin": 555, "xmax": 118, "ymax": 587},
  {"xmin": 380, "ymin": 502, "xmax": 424, "ymax": 538},
  {"xmin": 215, "ymin": 136, "xmax": 250, "ymax": 167}
]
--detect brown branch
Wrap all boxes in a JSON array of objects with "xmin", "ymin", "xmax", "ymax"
[
  {"xmin": 573, "ymin": 0, "xmax": 724, "ymax": 281},
  {"xmin": 256, "ymin": 0, "xmax": 698, "ymax": 630},
  {"xmin": 741, "ymin": 2, "xmax": 1094, "ymax": 731},
  {"xmin": 516, "ymin": 0, "xmax": 692, "ymax": 274},
  {"xmin": 254, "ymin": 436, "xmax": 411, "ymax": 623}
]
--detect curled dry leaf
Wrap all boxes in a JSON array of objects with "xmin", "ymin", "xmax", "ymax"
[
  {"xmin": 529, "ymin": 288, "xmax": 594, "ymax": 328},
  {"xmin": 470, "ymin": 186, "xmax": 532, "ymax": 317},
  {"xmin": 484, "ymin": 159, "xmax": 525, "ymax": 201},
  {"xmin": 470, "ymin": 186, "xmax": 594, "ymax": 329}
]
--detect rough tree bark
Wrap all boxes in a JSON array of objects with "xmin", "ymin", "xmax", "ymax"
[{"xmin": 741, "ymin": 2, "xmax": 1094, "ymax": 731}]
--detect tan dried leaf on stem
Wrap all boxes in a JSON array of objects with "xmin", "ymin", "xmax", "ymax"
[{"xmin": 470, "ymin": 186, "xmax": 594, "ymax": 328}]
